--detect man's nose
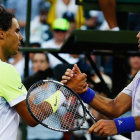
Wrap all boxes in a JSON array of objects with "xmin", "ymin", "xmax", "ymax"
[{"xmin": 19, "ymin": 32, "xmax": 24, "ymax": 40}]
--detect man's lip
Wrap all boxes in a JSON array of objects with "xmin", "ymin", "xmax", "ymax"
[{"xmin": 138, "ymin": 44, "xmax": 140, "ymax": 49}]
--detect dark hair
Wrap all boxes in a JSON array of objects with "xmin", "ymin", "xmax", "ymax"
[{"xmin": 0, "ymin": 5, "xmax": 15, "ymax": 31}]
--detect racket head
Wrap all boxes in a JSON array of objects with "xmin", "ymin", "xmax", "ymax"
[{"xmin": 26, "ymin": 80, "xmax": 87, "ymax": 132}]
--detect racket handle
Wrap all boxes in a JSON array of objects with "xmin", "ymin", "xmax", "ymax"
[
  {"xmin": 67, "ymin": 127, "xmax": 88, "ymax": 131},
  {"xmin": 85, "ymin": 108, "xmax": 97, "ymax": 122},
  {"xmin": 79, "ymin": 128, "xmax": 88, "ymax": 130}
]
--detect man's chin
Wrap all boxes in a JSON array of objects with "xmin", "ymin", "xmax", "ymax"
[{"xmin": 12, "ymin": 51, "xmax": 18, "ymax": 56}]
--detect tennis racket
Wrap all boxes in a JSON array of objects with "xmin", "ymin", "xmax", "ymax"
[{"xmin": 26, "ymin": 80, "xmax": 97, "ymax": 132}]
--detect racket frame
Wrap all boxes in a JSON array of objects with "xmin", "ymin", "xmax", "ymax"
[{"xmin": 26, "ymin": 80, "xmax": 90, "ymax": 132}]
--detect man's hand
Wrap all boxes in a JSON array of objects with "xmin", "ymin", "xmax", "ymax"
[
  {"xmin": 87, "ymin": 119, "xmax": 118, "ymax": 137},
  {"xmin": 61, "ymin": 64, "xmax": 88, "ymax": 94}
]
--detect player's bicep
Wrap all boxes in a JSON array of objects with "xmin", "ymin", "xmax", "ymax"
[
  {"xmin": 13, "ymin": 100, "xmax": 38, "ymax": 127},
  {"xmin": 114, "ymin": 92, "xmax": 132, "ymax": 116}
]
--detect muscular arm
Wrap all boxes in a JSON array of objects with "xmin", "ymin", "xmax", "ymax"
[
  {"xmin": 13, "ymin": 99, "xmax": 53, "ymax": 127},
  {"xmin": 62, "ymin": 64, "xmax": 132, "ymax": 119},
  {"xmin": 62, "ymin": 64, "xmax": 140, "ymax": 136},
  {"xmin": 13, "ymin": 100, "xmax": 38, "ymax": 127},
  {"xmin": 89, "ymin": 92, "xmax": 132, "ymax": 119},
  {"xmin": 13, "ymin": 89, "xmax": 67, "ymax": 127}
]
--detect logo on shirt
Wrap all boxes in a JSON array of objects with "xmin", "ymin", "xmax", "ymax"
[{"xmin": 18, "ymin": 85, "xmax": 23, "ymax": 90}]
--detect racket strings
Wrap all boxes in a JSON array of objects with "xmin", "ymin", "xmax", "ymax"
[
  {"xmin": 28, "ymin": 81, "xmax": 85, "ymax": 131},
  {"xmin": 29, "ymin": 82, "xmax": 56, "ymax": 120},
  {"xmin": 58, "ymin": 88, "xmax": 82, "ymax": 129}
]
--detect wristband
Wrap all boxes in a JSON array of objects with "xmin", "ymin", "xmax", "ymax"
[
  {"xmin": 79, "ymin": 88, "xmax": 95, "ymax": 104},
  {"xmin": 45, "ymin": 90, "xmax": 65, "ymax": 113},
  {"xmin": 114, "ymin": 116, "xmax": 136, "ymax": 134}
]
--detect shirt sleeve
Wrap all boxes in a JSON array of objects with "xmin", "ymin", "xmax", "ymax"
[
  {"xmin": 0, "ymin": 64, "xmax": 27, "ymax": 107},
  {"xmin": 122, "ymin": 71, "xmax": 140, "ymax": 97},
  {"xmin": 122, "ymin": 81, "xmax": 133, "ymax": 97}
]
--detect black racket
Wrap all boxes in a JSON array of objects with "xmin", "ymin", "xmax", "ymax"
[{"xmin": 26, "ymin": 80, "xmax": 97, "ymax": 132}]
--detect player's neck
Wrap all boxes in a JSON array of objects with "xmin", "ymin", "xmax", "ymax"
[
  {"xmin": 12, "ymin": 52, "xmax": 23, "ymax": 65},
  {"xmin": 0, "ymin": 48, "xmax": 7, "ymax": 62},
  {"xmin": 0, "ymin": 55, "xmax": 6, "ymax": 62}
]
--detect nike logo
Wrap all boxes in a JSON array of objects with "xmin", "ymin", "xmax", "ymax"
[
  {"xmin": 54, "ymin": 96, "xmax": 57, "ymax": 106},
  {"xmin": 18, "ymin": 85, "xmax": 23, "ymax": 90}
]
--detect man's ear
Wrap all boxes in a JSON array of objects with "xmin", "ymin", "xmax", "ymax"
[{"xmin": 0, "ymin": 29, "xmax": 4, "ymax": 39}]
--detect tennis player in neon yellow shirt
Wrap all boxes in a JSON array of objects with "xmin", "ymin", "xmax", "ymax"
[
  {"xmin": 0, "ymin": 7, "xmax": 66, "ymax": 140},
  {"xmin": 0, "ymin": 6, "xmax": 58, "ymax": 140},
  {"xmin": 0, "ymin": 6, "xmax": 39, "ymax": 140},
  {"xmin": 0, "ymin": 5, "xmax": 87, "ymax": 140}
]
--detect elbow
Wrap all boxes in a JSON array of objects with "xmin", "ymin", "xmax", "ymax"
[
  {"xmin": 112, "ymin": 111, "xmax": 125, "ymax": 119},
  {"xmin": 30, "ymin": 124, "xmax": 38, "ymax": 127},
  {"xmin": 26, "ymin": 120, "xmax": 38, "ymax": 127},
  {"xmin": 110, "ymin": 110, "xmax": 122, "ymax": 119},
  {"xmin": 107, "ymin": 100, "xmax": 123, "ymax": 119},
  {"xmin": 109, "ymin": 113, "xmax": 121, "ymax": 119},
  {"xmin": 27, "ymin": 122, "xmax": 38, "ymax": 127}
]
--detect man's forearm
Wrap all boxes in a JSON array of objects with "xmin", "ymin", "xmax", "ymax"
[
  {"xmin": 29, "ymin": 100, "xmax": 53, "ymax": 121},
  {"xmin": 89, "ymin": 94, "xmax": 117, "ymax": 119},
  {"xmin": 89, "ymin": 92, "xmax": 131, "ymax": 119}
]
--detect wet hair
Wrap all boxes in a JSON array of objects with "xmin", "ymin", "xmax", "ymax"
[{"xmin": 0, "ymin": 5, "xmax": 15, "ymax": 31}]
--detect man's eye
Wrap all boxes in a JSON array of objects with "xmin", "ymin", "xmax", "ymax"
[{"xmin": 16, "ymin": 29, "xmax": 20, "ymax": 33}]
